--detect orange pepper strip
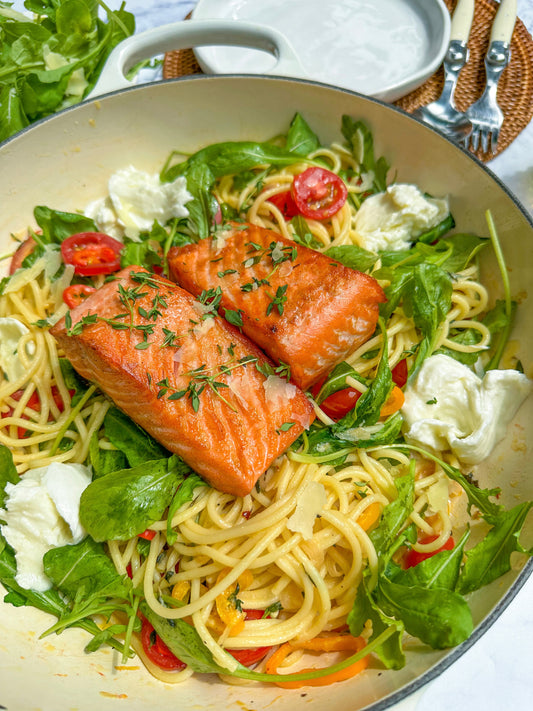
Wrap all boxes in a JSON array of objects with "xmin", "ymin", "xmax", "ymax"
[
  {"xmin": 356, "ymin": 502, "xmax": 381, "ymax": 532},
  {"xmin": 265, "ymin": 635, "xmax": 368, "ymax": 689},
  {"xmin": 380, "ymin": 385, "xmax": 405, "ymax": 418},
  {"xmin": 215, "ymin": 569, "xmax": 253, "ymax": 636}
]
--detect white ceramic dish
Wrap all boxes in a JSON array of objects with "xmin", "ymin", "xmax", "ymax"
[
  {"xmin": 192, "ymin": 0, "xmax": 451, "ymax": 101},
  {"xmin": 0, "ymin": 74, "xmax": 532, "ymax": 711}
]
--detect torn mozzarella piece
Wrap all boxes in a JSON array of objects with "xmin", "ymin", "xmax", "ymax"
[
  {"xmin": 401, "ymin": 354, "xmax": 531, "ymax": 464},
  {"xmin": 0, "ymin": 463, "xmax": 92, "ymax": 591},
  {"xmin": 354, "ymin": 183, "xmax": 449, "ymax": 252}
]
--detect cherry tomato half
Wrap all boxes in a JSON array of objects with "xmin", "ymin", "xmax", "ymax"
[
  {"xmin": 138, "ymin": 529, "xmax": 157, "ymax": 541},
  {"xmin": 404, "ymin": 535, "xmax": 455, "ymax": 568},
  {"xmin": 268, "ymin": 190, "xmax": 299, "ymax": 219},
  {"xmin": 9, "ymin": 237, "xmax": 36, "ymax": 274},
  {"xmin": 62, "ymin": 284, "xmax": 97, "ymax": 309},
  {"xmin": 319, "ymin": 387, "xmax": 362, "ymax": 420},
  {"xmin": 391, "ymin": 359, "xmax": 408, "ymax": 388},
  {"xmin": 291, "ymin": 167, "xmax": 348, "ymax": 220},
  {"xmin": 140, "ymin": 618, "xmax": 186, "ymax": 671},
  {"xmin": 61, "ymin": 232, "xmax": 123, "ymax": 276},
  {"xmin": 228, "ymin": 609, "xmax": 273, "ymax": 667}
]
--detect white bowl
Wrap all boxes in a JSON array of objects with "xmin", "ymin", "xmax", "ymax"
[{"xmin": 192, "ymin": 0, "xmax": 451, "ymax": 101}]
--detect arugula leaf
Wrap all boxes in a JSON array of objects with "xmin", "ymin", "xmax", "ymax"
[
  {"xmin": 79, "ymin": 455, "xmax": 191, "ymax": 541},
  {"xmin": 311, "ymin": 361, "xmax": 368, "ymax": 404},
  {"xmin": 379, "ymin": 233, "xmax": 488, "ymax": 274},
  {"xmin": 347, "ymin": 575, "xmax": 405, "ymax": 670},
  {"xmin": 370, "ymin": 466, "xmax": 415, "ymax": 557},
  {"xmin": 102, "ymin": 406, "xmax": 168, "ymax": 466},
  {"xmin": 0, "ymin": 443, "xmax": 19, "ymax": 509},
  {"xmin": 289, "ymin": 214, "xmax": 322, "ymax": 249},
  {"xmin": 341, "ymin": 115, "xmax": 389, "ymax": 193},
  {"xmin": 140, "ymin": 601, "xmax": 228, "ymax": 674},
  {"xmin": 416, "ymin": 213, "xmax": 455, "ymax": 245},
  {"xmin": 375, "ymin": 577, "xmax": 473, "ymax": 649},
  {"xmin": 457, "ymin": 501, "xmax": 533, "ymax": 594},
  {"xmin": 59, "ymin": 357, "xmax": 89, "ymax": 406}
]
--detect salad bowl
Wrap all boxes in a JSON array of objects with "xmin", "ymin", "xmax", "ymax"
[{"xmin": 0, "ymin": 74, "xmax": 532, "ymax": 711}]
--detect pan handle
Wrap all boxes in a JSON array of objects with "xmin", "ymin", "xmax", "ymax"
[{"xmin": 87, "ymin": 19, "xmax": 308, "ymax": 99}]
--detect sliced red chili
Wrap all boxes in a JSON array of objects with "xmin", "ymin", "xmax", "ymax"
[
  {"xmin": 268, "ymin": 190, "xmax": 299, "ymax": 219},
  {"xmin": 291, "ymin": 167, "xmax": 347, "ymax": 220},
  {"xmin": 138, "ymin": 529, "xmax": 157, "ymax": 541},
  {"xmin": 404, "ymin": 535, "xmax": 455, "ymax": 568},
  {"xmin": 60, "ymin": 232, "xmax": 123, "ymax": 276},
  {"xmin": 62, "ymin": 284, "xmax": 97, "ymax": 309},
  {"xmin": 9, "ymin": 237, "xmax": 36, "ymax": 274},
  {"xmin": 140, "ymin": 618, "xmax": 186, "ymax": 671}
]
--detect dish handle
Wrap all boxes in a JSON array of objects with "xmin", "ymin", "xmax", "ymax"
[{"xmin": 87, "ymin": 19, "xmax": 308, "ymax": 99}]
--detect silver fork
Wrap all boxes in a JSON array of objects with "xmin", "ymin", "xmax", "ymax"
[{"xmin": 464, "ymin": 0, "xmax": 517, "ymax": 155}]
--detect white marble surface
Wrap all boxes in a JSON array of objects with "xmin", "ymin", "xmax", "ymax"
[{"xmin": 9, "ymin": 1, "xmax": 533, "ymax": 709}]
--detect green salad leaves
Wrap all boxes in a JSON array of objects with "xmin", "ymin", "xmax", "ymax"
[{"xmin": 0, "ymin": 0, "xmax": 135, "ymax": 143}]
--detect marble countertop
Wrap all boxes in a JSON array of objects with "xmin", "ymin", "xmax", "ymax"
[{"xmin": 8, "ymin": 1, "xmax": 533, "ymax": 710}]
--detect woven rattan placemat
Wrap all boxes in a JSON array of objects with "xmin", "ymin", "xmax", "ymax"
[{"xmin": 163, "ymin": 0, "xmax": 533, "ymax": 162}]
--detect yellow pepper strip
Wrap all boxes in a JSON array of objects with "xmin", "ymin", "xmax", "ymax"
[
  {"xmin": 265, "ymin": 635, "xmax": 368, "ymax": 688},
  {"xmin": 356, "ymin": 501, "xmax": 381, "ymax": 531},
  {"xmin": 380, "ymin": 385, "xmax": 405, "ymax": 417},
  {"xmin": 171, "ymin": 580, "xmax": 190, "ymax": 603},
  {"xmin": 215, "ymin": 569, "xmax": 254, "ymax": 636}
]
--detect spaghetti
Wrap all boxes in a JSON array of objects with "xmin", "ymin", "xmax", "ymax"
[{"xmin": 0, "ymin": 121, "xmax": 516, "ymax": 688}]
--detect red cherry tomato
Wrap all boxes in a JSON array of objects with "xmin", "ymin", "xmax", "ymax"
[
  {"xmin": 62, "ymin": 284, "xmax": 97, "ymax": 309},
  {"xmin": 9, "ymin": 237, "xmax": 36, "ymax": 274},
  {"xmin": 228, "ymin": 609, "xmax": 272, "ymax": 667},
  {"xmin": 291, "ymin": 167, "xmax": 348, "ymax": 220},
  {"xmin": 1, "ymin": 387, "xmax": 71, "ymax": 439},
  {"xmin": 404, "ymin": 535, "xmax": 455, "ymax": 568},
  {"xmin": 319, "ymin": 387, "xmax": 362, "ymax": 420},
  {"xmin": 392, "ymin": 359, "xmax": 408, "ymax": 388},
  {"xmin": 60, "ymin": 232, "xmax": 123, "ymax": 276},
  {"xmin": 268, "ymin": 190, "xmax": 299, "ymax": 219},
  {"xmin": 140, "ymin": 618, "xmax": 186, "ymax": 671}
]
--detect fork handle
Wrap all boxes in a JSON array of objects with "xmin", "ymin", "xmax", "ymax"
[
  {"xmin": 450, "ymin": 0, "xmax": 475, "ymax": 43},
  {"xmin": 490, "ymin": 0, "xmax": 517, "ymax": 45}
]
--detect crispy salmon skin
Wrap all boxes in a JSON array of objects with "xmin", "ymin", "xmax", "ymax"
[
  {"xmin": 51, "ymin": 267, "xmax": 314, "ymax": 497},
  {"xmin": 168, "ymin": 223, "xmax": 386, "ymax": 390}
]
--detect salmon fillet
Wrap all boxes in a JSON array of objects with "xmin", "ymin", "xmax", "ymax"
[
  {"xmin": 51, "ymin": 267, "xmax": 314, "ymax": 497},
  {"xmin": 168, "ymin": 223, "xmax": 386, "ymax": 390}
]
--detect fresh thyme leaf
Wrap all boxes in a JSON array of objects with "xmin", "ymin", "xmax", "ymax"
[{"xmin": 266, "ymin": 284, "xmax": 288, "ymax": 316}]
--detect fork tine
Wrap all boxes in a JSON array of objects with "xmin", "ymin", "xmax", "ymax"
[
  {"xmin": 490, "ymin": 127, "xmax": 500, "ymax": 154},
  {"xmin": 469, "ymin": 129, "xmax": 480, "ymax": 152},
  {"xmin": 480, "ymin": 129, "xmax": 490, "ymax": 154}
]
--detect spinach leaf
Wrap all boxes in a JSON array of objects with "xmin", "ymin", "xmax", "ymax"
[
  {"xmin": 341, "ymin": 115, "xmax": 389, "ymax": 193},
  {"xmin": 79, "ymin": 456, "xmax": 191, "ymax": 541},
  {"xmin": 286, "ymin": 112, "xmax": 321, "ymax": 156},
  {"xmin": 88, "ymin": 432, "xmax": 127, "ymax": 479},
  {"xmin": 102, "ymin": 406, "xmax": 168, "ymax": 466},
  {"xmin": 324, "ymin": 243, "xmax": 378, "ymax": 273},
  {"xmin": 140, "ymin": 601, "xmax": 228, "ymax": 674},
  {"xmin": 457, "ymin": 501, "xmax": 533, "ymax": 594},
  {"xmin": 166, "ymin": 473, "xmax": 208, "ymax": 545},
  {"xmin": 416, "ymin": 213, "xmax": 455, "ymax": 244},
  {"xmin": 43, "ymin": 536, "xmax": 131, "ymax": 603},
  {"xmin": 33, "ymin": 206, "xmax": 97, "ymax": 244},
  {"xmin": 0, "ymin": 443, "xmax": 19, "ymax": 509}
]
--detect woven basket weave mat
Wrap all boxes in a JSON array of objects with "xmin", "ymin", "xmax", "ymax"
[{"xmin": 163, "ymin": 0, "xmax": 533, "ymax": 162}]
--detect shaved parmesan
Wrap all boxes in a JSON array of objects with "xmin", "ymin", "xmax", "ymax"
[
  {"xmin": 287, "ymin": 481, "xmax": 327, "ymax": 540},
  {"xmin": 263, "ymin": 375, "xmax": 297, "ymax": 405}
]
